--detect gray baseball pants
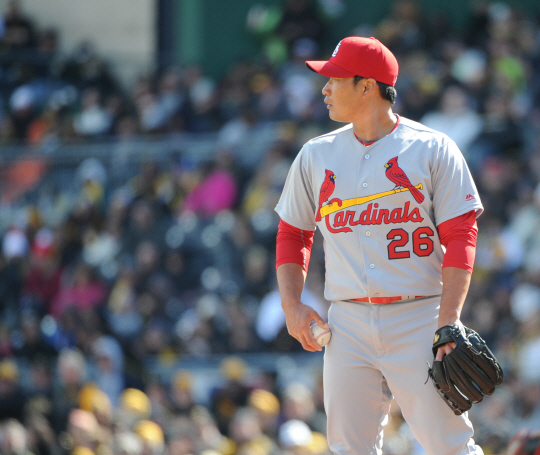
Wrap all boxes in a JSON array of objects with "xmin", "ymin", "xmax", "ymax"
[{"xmin": 324, "ymin": 297, "xmax": 483, "ymax": 455}]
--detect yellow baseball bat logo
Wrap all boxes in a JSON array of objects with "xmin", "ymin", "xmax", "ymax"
[{"xmin": 319, "ymin": 184, "xmax": 423, "ymax": 219}]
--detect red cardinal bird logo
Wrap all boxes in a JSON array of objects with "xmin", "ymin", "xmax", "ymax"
[
  {"xmin": 384, "ymin": 157, "xmax": 425, "ymax": 204},
  {"xmin": 316, "ymin": 169, "xmax": 336, "ymax": 221}
]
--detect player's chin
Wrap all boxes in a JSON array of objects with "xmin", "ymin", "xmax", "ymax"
[
  {"xmin": 328, "ymin": 110, "xmax": 346, "ymax": 123},
  {"xmin": 327, "ymin": 111, "xmax": 339, "ymax": 121}
]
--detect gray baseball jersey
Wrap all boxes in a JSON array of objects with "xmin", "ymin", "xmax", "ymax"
[{"xmin": 275, "ymin": 116, "xmax": 483, "ymax": 302}]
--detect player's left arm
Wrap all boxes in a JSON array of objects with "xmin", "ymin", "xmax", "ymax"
[
  {"xmin": 436, "ymin": 267, "xmax": 471, "ymax": 360},
  {"xmin": 435, "ymin": 210, "xmax": 478, "ymax": 360}
]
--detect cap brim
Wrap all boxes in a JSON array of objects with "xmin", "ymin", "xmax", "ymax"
[{"xmin": 305, "ymin": 60, "xmax": 356, "ymax": 78}]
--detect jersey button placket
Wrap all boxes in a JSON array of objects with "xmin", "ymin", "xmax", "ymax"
[{"xmin": 362, "ymin": 153, "xmax": 376, "ymax": 294}]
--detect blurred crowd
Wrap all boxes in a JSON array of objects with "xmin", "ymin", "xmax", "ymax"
[{"xmin": 0, "ymin": 0, "xmax": 540, "ymax": 454}]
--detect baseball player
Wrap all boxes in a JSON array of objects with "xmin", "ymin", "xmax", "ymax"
[{"xmin": 275, "ymin": 37, "xmax": 485, "ymax": 454}]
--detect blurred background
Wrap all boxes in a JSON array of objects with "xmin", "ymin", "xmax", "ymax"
[{"xmin": 0, "ymin": 0, "xmax": 539, "ymax": 454}]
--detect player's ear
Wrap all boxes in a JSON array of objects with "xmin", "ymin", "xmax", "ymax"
[{"xmin": 363, "ymin": 78, "xmax": 378, "ymax": 95}]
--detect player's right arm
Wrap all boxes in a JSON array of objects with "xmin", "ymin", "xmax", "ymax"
[
  {"xmin": 277, "ymin": 263, "xmax": 327, "ymax": 352},
  {"xmin": 275, "ymin": 147, "xmax": 327, "ymax": 351},
  {"xmin": 276, "ymin": 219, "xmax": 328, "ymax": 352}
]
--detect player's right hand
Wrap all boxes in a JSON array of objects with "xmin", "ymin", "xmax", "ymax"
[{"xmin": 282, "ymin": 300, "xmax": 329, "ymax": 352}]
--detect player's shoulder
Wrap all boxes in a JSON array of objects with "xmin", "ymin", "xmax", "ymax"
[
  {"xmin": 303, "ymin": 124, "xmax": 353, "ymax": 149},
  {"xmin": 397, "ymin": 116, "xmax": 454, "ymax": 147}
]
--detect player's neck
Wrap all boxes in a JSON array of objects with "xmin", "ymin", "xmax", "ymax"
[{"xmin": 352, "ymin": 107, "xmax": 397, "ymax": 144}]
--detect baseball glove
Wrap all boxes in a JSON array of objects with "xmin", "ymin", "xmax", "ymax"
[{"xmin": 427, "ymin": 324, "xmax": 504, "ymax": 415}]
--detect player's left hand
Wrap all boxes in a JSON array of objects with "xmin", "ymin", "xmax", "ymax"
[
  {"xmin": 428, "ymin": 324, "xmax": 504, "ymax": 415},
  {"xmin": 435, "ymin": 316, "xmax": 459, "ymax": 359},
  {"xmin": 435, "ymin": 342, "xmax": 456, "ymax": 361}
]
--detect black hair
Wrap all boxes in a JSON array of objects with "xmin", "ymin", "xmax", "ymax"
[{"xmin": 353, "ymin": 75, "xmax": 397, "ymax": 106}]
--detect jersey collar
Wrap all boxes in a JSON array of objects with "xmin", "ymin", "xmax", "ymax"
[{"xmin": 354, "ymin": 114, "xmax": 400, "ymax": 146}]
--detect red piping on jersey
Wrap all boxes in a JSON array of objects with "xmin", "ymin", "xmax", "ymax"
[
  {"xmin": 437, "ymin": 210, "xmax": 478, "ymax": 273},
  {"xmin": 354, "ymin": 115, "xmax": 400, "ymax": 146},
  {"xmin": 276, "ymin": 219, "xmax": 314, "ymax": 272}
]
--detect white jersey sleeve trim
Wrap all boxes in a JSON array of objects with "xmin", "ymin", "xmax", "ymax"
[
  {"xmin": 430, "ymin": 137, "xmax": 484, "ymax": 226},
  {"xmin": 435, "ymin": 205, "xmax": 484, "ymax": 227},
  {"xmin": 274, "ymin": 209, "xmax": 316, "ymax": 232}
]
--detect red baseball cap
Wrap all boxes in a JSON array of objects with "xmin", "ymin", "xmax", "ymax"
[{"xmin": 306, "ymin": 36, "xmax": 399, "ymax": 86}]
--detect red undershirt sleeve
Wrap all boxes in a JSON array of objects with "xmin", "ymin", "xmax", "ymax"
[
  {"xmin": 437, "ymin": 211, "xmax": 478, "ymax": 274},
  {"xmin": 276, "ymin": 219, "xmax": 315, "ymax": 272}
]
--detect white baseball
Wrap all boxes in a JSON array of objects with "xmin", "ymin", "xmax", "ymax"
[{"xmin": 310, "ymin": 322, "xmax": 332, "ymax": 347}]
